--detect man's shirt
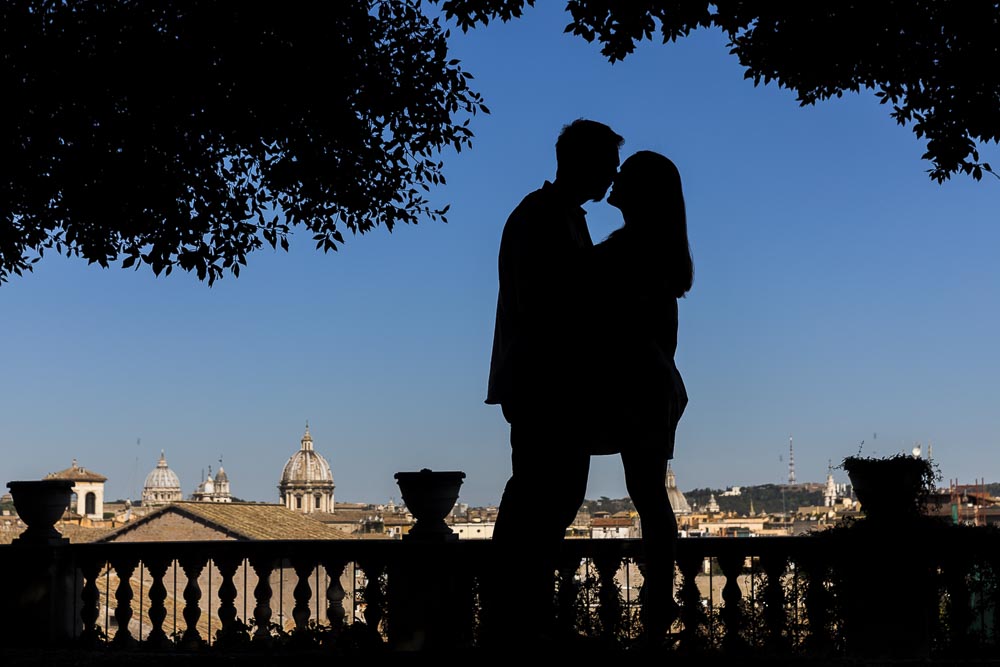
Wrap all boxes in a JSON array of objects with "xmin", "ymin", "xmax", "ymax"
[{"xmin": 486, "ymin": 181, "xmax": 592, "ymax": 411}]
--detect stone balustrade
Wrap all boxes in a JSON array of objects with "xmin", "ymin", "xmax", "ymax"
[{"xmin": 1, "ymin": 525, "xmax": 1000, "ymax": 657}]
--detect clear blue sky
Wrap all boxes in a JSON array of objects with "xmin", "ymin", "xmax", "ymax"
[{"xmin": 2, "ymin": 5, "xmax": 998, "ymax": 506}]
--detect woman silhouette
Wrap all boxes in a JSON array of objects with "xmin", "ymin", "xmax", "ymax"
[{"xmin": 594, "ymin": 150, "xmax": 693, "ymax": 641}]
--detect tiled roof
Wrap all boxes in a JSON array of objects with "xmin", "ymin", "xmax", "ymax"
[
  {"xmin": 100, "ymin": 502, "xmax": 356, "ymax": 542},
  {"xmin": 382, "ymin": 515, "xmax": 413, "ymax": 526},
  {"xmin": 0, "ymin": 521, "xmax": 114, "ymax": 545},
  {"xmin": 310, "ymin": 509, "xmax": 412, "ymax": 527},
  {"xmin": 592, "ymin": 517, "xmax": 634, "ymax": 527},
  {"xmin": 45, "ymin": 461, "xmax": 107, "ymax": 483},
  {"xmin": 57, "ymin": 523, "xmax": 116, "ymax": 543},
  {"xmin": 333, "ymin": 502, "xmax": 370, "ymax": 510},
  {"xmin": 310, "ymin": 509, "xmax": 372, "ymax": 523}
]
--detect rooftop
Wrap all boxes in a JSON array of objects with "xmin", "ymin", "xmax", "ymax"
[{"xmin": 98, "ymin": 501, "xmax": 355, "ymax": 541}]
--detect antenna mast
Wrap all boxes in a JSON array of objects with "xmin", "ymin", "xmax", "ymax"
[
  {"xmin": 788, "ymin": 435, "xmax": 796, "ymax": 485},
  {"xmin": 131, "ymin": 437, "xmax": 141, "ymax": 503}
]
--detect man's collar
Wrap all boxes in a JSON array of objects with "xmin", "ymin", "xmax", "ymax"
[{"xmin": 542, "ymin": 180, "xmax": 586, "ymax": 215}]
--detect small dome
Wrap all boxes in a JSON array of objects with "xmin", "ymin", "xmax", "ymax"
[
  {"xmin": 280, "ymin": 428, "xmax": 334, "ymax": 485},
  {"xmin": 144, "ymin": 451, "xmax": 181, "ymax": 491},
  {"xmin": 215, "ymin": 466, "xmax": 229, "ymax": 483},
  {"xmin": 665, "ymin": 464, "xmax": 691, "ymax": 515}
]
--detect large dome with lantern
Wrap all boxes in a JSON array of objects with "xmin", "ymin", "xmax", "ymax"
[
  {"xmin": 142, "ymin": 451, "xmax": 183, "ymax": 506},
  {"xmin": 278, "ymin": 426, "xmax": 335, "ymax": 514}
]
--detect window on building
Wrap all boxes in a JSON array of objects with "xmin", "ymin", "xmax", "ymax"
[
  {"xmin": 85, "ymin": 492, "xmax": 96, "ymax": 515},
  {"xmin": 315, "ymin": 494, "xmax": 322, "ymax": 509},
  {"xmin": 296, "ymin": 496, "xmax": 302, "ymax": 509}
]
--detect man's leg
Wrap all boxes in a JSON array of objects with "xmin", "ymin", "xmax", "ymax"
[{"xmin": 490, "ymin": 415, "xmax": 591, "ymax": 642}]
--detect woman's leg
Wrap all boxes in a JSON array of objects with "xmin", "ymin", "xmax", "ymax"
[{"xmin": 622, "ymin": 447, "xmax": 678, "ymax": 641}]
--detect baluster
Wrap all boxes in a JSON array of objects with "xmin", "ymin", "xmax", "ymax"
[
  {"xmin": 760, "ymin": 551, "xmax": 788, "ymax": 652},
  {"xmin": 476, "ymin": 553, "xmax": 505, "ymax": 645},
  {"xmin": 985, "ymin": 553, "xmax": 1000, "ymax": 649},
  {"xmin": 594, "ymin": 553, "xmax": 623, "ymax": 641},
  {"xmin": 358, "ymin": 559, "xmax": 386, "ymax": 640},
  {"xmin": 799, "ymin": 552, "xmax": 832, "ymax": 652},
  {"xmin": 213, "ymin": 553, "xmax": 241, "ymax": 644},
  {"xmin": 555, "ymin": 556, "xmax": 581, "ymax": 636},
  {"xmin": 942, "ymin": 552, "xmax": 974, "ymax": 652},
  {"xmin": 78, "ymin": 555, "xmax": 104, "ymax": 646},
  {"xmin": 717, "ymin": 551, "xmax": 747, "ymax": 652},
  {"xmin": 250, "ymin": 555, "xmax": 274, "ymax": 644},
  {"xmin": 178, "ymin": 554, "xmax": 208, "ymax": 648},
  {"xmin": 144, "ymin": 556, "xmax": 171, "ymax": 648},
  {"xmin": 110, "ymin": 555, "xmax": 139, "ymax": 646},
  {"xmin": 291, "ymin": 557, "xmax": 314, "ymax": 631},
  {"xmin": 675, "ymin": 549, "xmax": 706, "ymax": 650},
  {"xmin": 321, "ymin": 557, "xmax": 349, "ymax": 635},
  {"xmin": 991, "ymin": 554, "xmax": 1000, "ymax": 649},
  {"xmin": 453, "ymin": 556, "xmax": 478, "ymax": 647}
]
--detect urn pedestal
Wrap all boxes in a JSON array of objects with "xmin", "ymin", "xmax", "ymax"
[
  {"xmin": 2, "ymin": 480, "xmax": 77, "ymax": 646},
  {"xmin": 840, "ymin": 457, "xmax": 936, "ymax": 659},
  {"xmin": 389, "ymin": 470, "xmax": 470, "ymax": 650}
]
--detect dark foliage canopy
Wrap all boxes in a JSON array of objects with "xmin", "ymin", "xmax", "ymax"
[
  {"xmin": 438, "ymin": 1, "xmax": 1000, "ymax": 183},
  {"xmin": 1, "ymin": 1, "xmax": 486, "ymax": 284}
]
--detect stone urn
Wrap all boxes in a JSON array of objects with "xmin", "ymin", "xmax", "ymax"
[
  {"xmin": 842, "ymin": 455, "xmax": 933, "ymax": 522},
  {"xmin": 7, "ymin": 479, "xmax": 74, "ymax": 545},
  {"xmin": 394, "ymin": 469, "xmax": 465, "ymax": 541}
]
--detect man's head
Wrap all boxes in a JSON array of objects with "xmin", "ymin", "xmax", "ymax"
[{"xmin": 555, "ymin": 119, "xmax": 624, "ymax": 204}]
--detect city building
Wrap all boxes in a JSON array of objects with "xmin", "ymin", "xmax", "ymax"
[
  {"xmin": 141, "ymin": 451, "xmax": 184, "ymax": 506},
  {"xmin": 450, "ymin": 519, "xmax": 495, "ymax": 540},
  {"xmin": 279, "ymin": 425, "xmax": 335, "ymax": 514},
  {"xmin": 191, "ymin": 464, "xmax": 233, "ymax": 503},
  {"xmin": 592, "ymin": 516, "xmax": 637, "ymax": 539},
  {"xmin": 705, "ymin": 493, "xmax": 721, "ymax": 514},
  {"xmin": 44, "ymin": 459, "xmax": 106, "ymax": 520}
]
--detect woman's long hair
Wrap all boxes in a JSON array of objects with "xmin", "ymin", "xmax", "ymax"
[{"xmin": 613, "ymin": 151, "xmax": 694, "ymax": 298}]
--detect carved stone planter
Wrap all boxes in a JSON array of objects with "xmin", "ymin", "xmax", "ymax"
[
  {"xmin": 7, "ymin": 479, "xmax": 74, "ymax": 545},
  {"xmin": 394, "ymin": 469, "xmax": 465, "ymax": 542}
]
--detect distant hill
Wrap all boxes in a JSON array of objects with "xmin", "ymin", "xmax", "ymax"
[
  {"xmin": 581, "ymin": 483, "xmax": 829, "ymax": 517},
  {"xmin": 581, "ymin": 497, "xmax": 635, "ymax": 515},
  {"xmin": 685, "ymin": 484, "xmax": 825, "ymax": 515}
]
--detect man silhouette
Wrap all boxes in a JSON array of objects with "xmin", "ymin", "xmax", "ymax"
[{"xmin": 486, "ymin": 119, "xmax": 623, "ymax": 638}]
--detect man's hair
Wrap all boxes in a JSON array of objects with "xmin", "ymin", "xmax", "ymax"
[{"xmin": 555, "ymin": 119, "xmax": 624, "ymax": 167}]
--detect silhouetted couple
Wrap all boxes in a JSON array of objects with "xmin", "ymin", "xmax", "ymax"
[{"xmin": 486, "ymin": 119, "xmax": 692, "ymax": 646}]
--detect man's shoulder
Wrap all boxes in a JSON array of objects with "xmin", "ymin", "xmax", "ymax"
[
  {"xmin": 504, "ymin": 182, "xmax": 566, "ymax": 234},
  {"xmin": 508, "ymin": 183, "xmax": 553, "ymax": 217}
]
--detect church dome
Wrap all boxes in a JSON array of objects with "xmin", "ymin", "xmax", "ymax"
[
  {"xmin": 145, "ymin": 451, "xmax": 181, "ymax": 490},
  {"xmin": 142, "ymin": 451, "xmax": 183, "ymax": 506},
  {"xmin": 279, "ymin": 425, "xmax": 335, "ymax": 514},
  {"xmin": 665, "ymin": 464, "xmax": 691, "ymax": 515},
  {"xmin": 280, "ymin": 427, "xmax": 334, "ymax": 485}
]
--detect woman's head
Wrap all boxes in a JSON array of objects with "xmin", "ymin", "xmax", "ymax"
[
  {"xmin": 607, "ymin": 151, "xmax": 693, "ymax": 297},
  {"xmin": 608, "ymin": 151, "xmax": 681, "ymax": 218}
]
